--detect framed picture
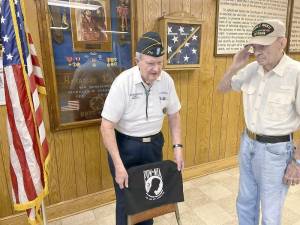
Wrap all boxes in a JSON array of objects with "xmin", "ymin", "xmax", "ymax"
[
  {"xmin": 70, "ymin": 0, "xmax": 112, "ymax": 52},
  {"xmin": 158, "ymin": 13, "xmax": 202, "ymax": 70},
  {"xmin": 215, "ymin": 0, "xmax": 290, "ymax": 56},
  {"xmin": 36, "ymin": 0, "xmax": 135, "ymax": 130},
  {"xmin": 288, "ymin": 0, "xmax": 300, "ymax": 53}
]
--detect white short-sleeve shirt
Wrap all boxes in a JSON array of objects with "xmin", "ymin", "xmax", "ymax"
[
  {"xmin": 101, "ymin": 66, "xmax": 181, "ymax": 137},
  {"xmin": 231, "ymin": 54, "xmax": 300, "ymax": 135}
]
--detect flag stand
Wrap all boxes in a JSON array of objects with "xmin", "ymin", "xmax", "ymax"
[{"xmin": 41, "ymin": 200, "xmax": 48, "ymax": 225}]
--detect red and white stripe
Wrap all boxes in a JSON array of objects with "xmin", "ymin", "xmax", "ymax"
[{"xmin": 4, "ymin": 32, "xmax": 49, "ymax": 222}]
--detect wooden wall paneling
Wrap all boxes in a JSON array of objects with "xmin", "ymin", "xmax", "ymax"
[
  {"xmin": 71, "ymin": 128, "xmax": 88, "ymax": 197},
  {"xmin": 40, "ymin": 97, "xmax": 61, "ymax": 205},
  {"xmin": 162, "ymin": 120, "xmax": 170, "ymax": 160},
  {"xmin": 135, "ymin": 0, "xmax": 144, "ymax": 39},
  {"xmin": 169, "ymin": 0, "xmax": 183, "ymax": 13},
  {"xmin": 194, "ymin": 0, "xmax": 216, "ymax": 164},
  {"xmin": 54, "ymin": 130, "xmax": 77, "ymax": 201},
  {"xmin": 219, "ymin": 57, "xmax": 232, "ymax": 158},
  {"xmin": 184, "ymin": 72, "xmax": 199, "ymax": 167},
  {"xmin": 182, "ymin": 0, "xmax": 191, "ymax": 13},
  {"xmin": 184, "ymin": 0, "xmax": 203, "ymax": 167},
  {"xmin": 223, "ymin": 58, "xmax": 241, "ymax": 157},
  {"xmin": 209, "ymin": 57, "xmax": 227, "ymax": 161},
  {"xmin": 177, "ymin": 0, "xmax": 191, "ymax": 160},
  {"xmin": 83, "ymin": 127, "xmax": 102, "ymax": 194},
  {"xmin": 143, "ymin": 0, "xmax": 162, "ymax": 31},
  {"xmin": 0, "ymin": 107, "xmax": 13, "ymax": 216},
  {"xmin": 180, "ymin": 72, "xmax": 189, "ymax": 158},
  {"xmin": 0, "ymin": 155, "xmax": 12, "ymax": 217},
  {"xmin": 166, "ymin": 72, "xmax": 181, "ymax": 160},
  {"xmin": 236, "ymin": 98, "xmax": 244, "ymax": 154},
  {"xmin": 161, "ymin": 0, "xmax": 170, "ymax": 16},
  {"xmin": 224, "ymin": 91, "xmax": 241, "ymax": 157},
  {"xmin": 99, "ymin": 133, "xmax": 113, "ymax": 189}
]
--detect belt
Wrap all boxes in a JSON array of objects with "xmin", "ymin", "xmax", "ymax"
[
  {"xmin": 115, "ymin": 130, "xmax": 162, "ymax": 143},
  {"xmin": 246, "ymin": 128, "xmax": 292, "ymax": 143}
]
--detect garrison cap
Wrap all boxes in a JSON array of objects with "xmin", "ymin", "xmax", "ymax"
[{"xmin": 137, "ymin": 32, "xmax": 165, "ymax": 57}]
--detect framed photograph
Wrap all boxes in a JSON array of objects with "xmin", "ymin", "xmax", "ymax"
[
  {"xmin": 158, "ymin": 13, "xmax": 202, "ymax": 70},
  {"xmin": 36, "ymin": 0, "xmax": 135, "ymax": 130},
  {"xmin": 215, "ymin": 0, "xmax": 289, "ymax": 56},
  {"xmin": 70, "ymin": 0, "xmax": 112, "ymax": 52},
  {"xmin": 288, "ymin": 0, "xmax": 300, "ymax": 53}
]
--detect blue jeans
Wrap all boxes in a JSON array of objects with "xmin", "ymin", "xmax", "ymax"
[{"xmin": 237, "ymin": 132, "xmax": 293, "ymax": 225}]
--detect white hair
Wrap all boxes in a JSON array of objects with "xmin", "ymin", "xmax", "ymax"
[{"xmin": 135, "ymin": 52, "xmax": 144, "ymax": 61}]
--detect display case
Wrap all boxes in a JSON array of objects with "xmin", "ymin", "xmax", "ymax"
[
  {"xmin": 158, "ymin": 12, "xmax": 202, "ymax": 70},
  {"xmin": 36, "ymin": 0, "xmax": 135, "ymax": 130}
]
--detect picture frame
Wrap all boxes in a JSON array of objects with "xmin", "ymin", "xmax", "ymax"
[
  {"xmin": 287, "ymin": 0, "xmax": 300, "ymax": 53},
  {"xmin": 36, "ymin": 0, "xmax": 135, "ymax": 130},
  {"xmin": 70, "ymin": 0, "xmax": 112, "ymax": 52},
  {"xmin": 158, "ymin": 12, "xmax": 202, "ymax": 70},
  {"xmin": 215, "ymin": 0, "xmax": 290, "ymax": 56}
]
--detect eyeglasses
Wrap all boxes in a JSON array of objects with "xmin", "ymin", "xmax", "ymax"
[{"xmin": 251, "ymin": 38, "xmax": 281, "ymax": 53}]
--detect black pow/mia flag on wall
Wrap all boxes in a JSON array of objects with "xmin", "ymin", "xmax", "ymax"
[{"xmin": 124, "ymin": 160, "xmax": 184, "ymax": 215}]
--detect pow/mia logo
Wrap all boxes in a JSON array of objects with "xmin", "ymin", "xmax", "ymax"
[{"xmin": 143, "ymin": 168, "xmax": 164, "ymax": 200}]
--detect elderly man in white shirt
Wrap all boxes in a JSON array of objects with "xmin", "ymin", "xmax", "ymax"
[
  {"xmin": 100, "ymin": 31, "xmax": 184, "ymax": 225},
  {"xmin": 218, "ymin": 19, "xmax": 300, "ymax": 225}
]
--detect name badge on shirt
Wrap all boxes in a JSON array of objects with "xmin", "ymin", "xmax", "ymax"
[{"xmin": 130, "ymin": 92, "xmax": 143, "ymax": 99}]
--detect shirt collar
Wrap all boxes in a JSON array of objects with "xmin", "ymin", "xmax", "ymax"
[
  {"xmin": 272, "ymin": 53, "xmax": 288, "ymax": 77},
  {"xmin": 132, "ymin": 65, "xmax": 162, "ymax": 85},
  {"xmin": 257, "ymin": 53, "xmax": 287, "ymax": 77}
]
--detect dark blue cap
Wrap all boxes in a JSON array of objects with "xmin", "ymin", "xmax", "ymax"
[{"xmin": 137, "ymin": 32, "xmax": 164, "ymax": 57}]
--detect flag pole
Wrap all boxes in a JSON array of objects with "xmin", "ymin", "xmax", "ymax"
[{"xmin": 41, "ymin": 200, "xmax": 48, "ymax": 225}]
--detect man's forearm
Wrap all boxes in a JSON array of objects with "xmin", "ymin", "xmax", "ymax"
[
  {"xmin": 293, "ymin": 139, "xmax": 300, "ymax": 160},
  {"xmin": 217, "ymin": 47, "xmax": 251, "ymax": 93},
  {"xmin": 168, "ymin": 112, "xmax": 181, "ymax": 145},
  {"xmin": 217, "ymin": 66, "xmax": 240, "ymax": 93},
  {"xmin": 100, "ymin": 120, "xmax": 123, "ymax": 169}
]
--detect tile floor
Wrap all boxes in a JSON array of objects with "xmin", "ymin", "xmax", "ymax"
[{"xmin": 48, "ymin": 167, "xmax": 300, "ymax": 225}]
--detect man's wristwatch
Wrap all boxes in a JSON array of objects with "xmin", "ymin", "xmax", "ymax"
[
  {"xmin": 173, "ymin": 144, "xmax": 183, "ymax": 149},
  {"xmin": 292, "ymin": 157, "xmax": 300, "ymax": 166}
]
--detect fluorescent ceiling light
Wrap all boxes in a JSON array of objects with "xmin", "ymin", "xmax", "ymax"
[
  {"xmin": 50, "ymin": 26, "xmax": 69, "ymax": 30},
  {"xmin": 102, "ymin": 31, "xmax": 128, "ymax": 34},
  {"xmin": 48, "ymin": 0, "xmax": 101, "ymax": 10}
]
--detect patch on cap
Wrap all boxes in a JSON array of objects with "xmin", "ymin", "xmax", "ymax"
[
  {"xmin": 137, "ymin": 32, "xmax": 165, "ymax": 57},
  {"xmin": 252, "ymin": 23, "xmax": 274, "ymax": 37}
]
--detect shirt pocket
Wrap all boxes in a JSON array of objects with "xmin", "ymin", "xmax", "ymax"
[
  {"xmin": 159, "ymin": 94, "xmax": 169, "ymax": 114},
  {"xmin": 241, "ymin": 83, "xmax": 256, "ymax": 94},
  {"xmin": 241, "ymin": 84, "xmax": 256, "ymax": 110},
  {"xmin": 264, "ymin": 88, "xmax": 293, "ymax": 121}
]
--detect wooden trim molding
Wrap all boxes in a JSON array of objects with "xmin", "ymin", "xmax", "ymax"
[{"xmin": 0, "ymin": 156, "xmax": 238, "ymax": 225}]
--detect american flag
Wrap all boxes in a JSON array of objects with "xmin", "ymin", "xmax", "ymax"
[
  {"xmin": 61, "ymin": 100, "xmax": 80, "ymax": 111},
  {"xmin": 167, "ymin": 22, "xmax": 201, "ymax": 65},
  {"xmin": 1, "ymin": 0, "xmax": 49, "ymax": 224}
]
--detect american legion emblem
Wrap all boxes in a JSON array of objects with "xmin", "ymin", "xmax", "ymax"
[{"xmin": 144, "ymin": 167, "xmax": 165, "ymax": 200}]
